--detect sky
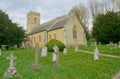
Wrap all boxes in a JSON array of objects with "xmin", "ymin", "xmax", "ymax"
[{"xmin": 0, "ymin": 0, "xmax": 90, "ymax": 30}]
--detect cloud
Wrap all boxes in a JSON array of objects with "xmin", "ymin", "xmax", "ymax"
[{"xmin": 0, "ymin": 0, "xmax": 90, "ymax": 30}]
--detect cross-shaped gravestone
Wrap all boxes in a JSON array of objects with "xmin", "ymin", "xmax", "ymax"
[
  {"xmin": 63, "ymin": 48, "xmax": 67, "ymax": 55},
  {"xmin": 4, "ymin": 53, "xmax": 18, "ymax": 78},
  {"xmin": 41, "ymin": 46, "xmax": 47, "ymax": 57},
  {"xmin": 7, "ymin": 53, "xmax": 16, "ymax": 69},
  {"xmin": 94, "ymin": 47, "xmax": 99, "ymax": 60},
  {"xmin": 0, "ymin": 48, "xmax": 2, "ymax": 55},
  {"xmin": 31, "ymin": 47, "xmax": 42, "ymax": 70},
  {"xmin": 53, "ymin": 45, "xmax": 60, "ymax": 68}
]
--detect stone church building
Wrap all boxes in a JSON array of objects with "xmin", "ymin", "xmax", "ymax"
[{"xmin": 26, "ymin": 11, "xmax": 87, "ymax": 48}]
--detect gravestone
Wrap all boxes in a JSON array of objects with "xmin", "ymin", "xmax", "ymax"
[
  {"xmin": 0, "ymin": 48, "xmax": 2, "ymax": 55},
  {"xmin": 91, "ymin": 42, "xmax": 94, "ymax": 46},
  {"xmin": 41, "ymin": 46, "xmax": 47, "ymax": 57},
  {"xmin": 94, "ymin": 47, "xmax": 99, "ymax": 60},
  {"xmin": 115, "ymin": 43, "xmax": 117, "ymax": 48},
  {"xmin": 118, "ymin": 44, "xmax": 120, "ymax": 48},
  {"xmin": 14, "ymin": 44, "xmax": 17, "ymax": 48},
  {"xmin": 53, "ymin": 45, "xmax": 60, "ymax": 68},
  {"xmin": 4, "ymin": 53, "xmax": 18, "ymax": 78},
  {"xmin": 52, "ymin": 53, "xmax": 57, "ymax": 61},
  {"xmin": 98, "ymin": 42, "xmax": 101, "ymax": 46},
  {"xmin": 31, "ymin": 47, "xmax": 42, "ymax": 70},
  {"xmin": 63, "ymin": 48, "xmax": 67, "ymax": 55},
  {"xmin": 74, "ymin": 39, "xmax": 78, "ymax": 52},
  {"xmin": 109, "ymin": 42, "xmax": 114, "ymax": 50},
  {"xmin": 94, "ymin": 42, "xmax": 97, "ymax": 47}
]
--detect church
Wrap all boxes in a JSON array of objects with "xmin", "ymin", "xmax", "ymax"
[{"xmin": 26, "ymin": 11, "xmax": 87, "ymax": 48}]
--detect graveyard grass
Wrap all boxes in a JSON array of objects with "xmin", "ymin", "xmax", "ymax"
[{"xmin": 0, "ymin": 46, "xmax": 120, "ymax": 79}]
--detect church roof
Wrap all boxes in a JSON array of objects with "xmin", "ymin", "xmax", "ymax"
[{"xmin": 28, "ymin": 15, "xmax": 70, "ymax": 35}]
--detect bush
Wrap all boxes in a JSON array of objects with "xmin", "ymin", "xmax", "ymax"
[{"xmin": 46, "ymin": 39, "xmax": 66, "ymax": 52}]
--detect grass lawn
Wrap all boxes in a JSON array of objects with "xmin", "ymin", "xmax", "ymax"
[
  {"xmin": 0, "ymin": 48, "xmax": 120, "ymax": 79},
  {"xmin": 79, "ymin": 45, "xmax": 120, "ymax": 56}
]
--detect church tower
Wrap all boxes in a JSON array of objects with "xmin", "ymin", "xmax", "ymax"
[{"xmin": 27, "ymin": 11, "xmax": 40, "ymax": 32}]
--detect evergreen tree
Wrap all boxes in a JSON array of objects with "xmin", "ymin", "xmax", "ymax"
[
  {"xmin": 92, "ymin": 11, "xmax": 120, "ymax": 44},
  {"xmin": 0, "ymin": 10, "xmax": 25, "ymax": 48}
]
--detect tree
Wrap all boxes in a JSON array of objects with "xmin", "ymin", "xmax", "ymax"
[
  {"xmin": 69, "ymin": 3, "xmax": 90, "ymax": 40},
  {"xmin": 92, "ymin": 11, "xmax": 120, "ymax": 44},
  {"xmin": 116, "ymin": 0, "xmax": 120, "ymax": 11},
  {"xmin": 0, "ymin": 10, "xmax": 25, "ymax": 48}
]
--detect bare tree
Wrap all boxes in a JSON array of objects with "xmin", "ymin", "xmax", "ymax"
[
  {"xmin": 69, "ymin": 3, "xmax": 89, "ymax": 26},
  {"xmin": 69, "ymin": 3, "xmax": 90, "ymax": 40},
  {"xmin": 116, "ymin": 0, "xmax": 120, "ymax": 11}
]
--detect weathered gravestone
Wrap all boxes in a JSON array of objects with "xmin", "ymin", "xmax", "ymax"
[
  {"xmin": 63, "ymin": 48, "xmax": 67, "ymax": 55},
  {"xmin": 74, "ymin": 40, "xmax": 78, "ymax": 52},
  {"xmin": 52, "ymin": 53, "xmax": 57, "ymax": 61},
  {"xmin": 4, "ymin": 53, "xmax": 18, "ymax": 78},
  {"xmin": 31, "ymin": 47, "xmax": 42, "ymax": 70},
  {"xmin": 0, "ymin": 48, "xmax": 2, "ymax": 55},
  {"xmin": 41, "ymin": 46, "xmax": 47, "ymax": 57},
  {"xmin": 115, "ymin": 43, "xmax": 117, "ymax": 48},
  {"xmin": 98, "ymin": 42, "xmax": 101, "ymax": 46},
  {"xmin": 94, "ymin": 47, "xmax": 99, "ymax": 60},
  {"xmin": 109, "ymin": 41, "xmax": 114, "ymax": 50},
  {"xmin": 94, "ymin": 42, "xmax": 97, "ymax": 47},
  {"xmin": 53, "ymin": 45, "xmax": 60, "ymax": 68},
  {"xmin": 14, "ymin": 44, "xmax": 17, "ymax": 49}
]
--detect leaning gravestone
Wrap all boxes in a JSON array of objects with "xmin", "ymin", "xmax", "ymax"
[
  {"xmin": 63, "ymin": 48, "xmax": 67, "ymax": 55},
  {"xmin": 0, "ymin": 48, "xmax": 2, "ymax": 55},
  {"xmin": 41, "ymin": 46, "xmax": 47, "ymax": 57},
  {"xmin": 94, "ymin": 47, "xmax": 99, "ymax": 60},
  {"xmin": 31, "ymin": 47, "xmax": 42, "ymax": 70},
  {"xmin": 53, "ymin": 45, "xmax": 60, "ymax": 68},
  {"xmin": 4, "ymin": 53, "xmax": 18, "ymax": 78}
]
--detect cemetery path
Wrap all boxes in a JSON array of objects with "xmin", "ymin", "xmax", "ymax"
[
  {"xmin": 112, "ymin": 71, "xmax": 120, "ymax": 79},
  {"xmin": 78, "ymin": 50, "xmax": 120, "ymax": 59}
]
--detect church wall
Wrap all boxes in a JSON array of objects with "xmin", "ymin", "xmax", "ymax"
[
  {"xmin": 28, "ymin": 31, "xmax": 46, "ymax": 48},
  {"xmin": 48, "ymin": 28, "xmax": 64, "ymax": 43},
  {"xmin": 64, "ymin": 15, "xmax": 87, "ymax": 47}
]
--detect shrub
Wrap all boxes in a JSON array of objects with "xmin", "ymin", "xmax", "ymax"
[{"xmin": 46, "ymin": 39, "xmax": 66, "ymax": 52}]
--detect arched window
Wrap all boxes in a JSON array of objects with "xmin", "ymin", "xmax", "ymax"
[
  {"xmin": 73, "ymin": 25, "xmax": 77, "ymax": 39},
  {"xmin": 39, "ymin": 36, "xmax": 41, "ymax": 42},
  {"xmin": 34, "ymin": 17, "xmax": 37, "ymax": 23}
]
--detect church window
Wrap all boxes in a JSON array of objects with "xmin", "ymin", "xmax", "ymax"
[
  {"xmin": 34, "ymin": 17, "xmax": 37, "ymax": 23},
  {"xmin": 73, "ymin": 25, "xmax": 77, "ymax": 39},
  {"xmin": 39, "ymin": 36, "xmax": 41, "ymax": 42}
]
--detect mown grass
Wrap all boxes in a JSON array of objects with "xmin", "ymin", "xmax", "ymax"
[
  {"xmin": 0, "ymin": 48, "xmax": 120, "ymax": 79},
  {"xmin": 79, "ymin": 45, "xmax": 120, "ymax": 56}
]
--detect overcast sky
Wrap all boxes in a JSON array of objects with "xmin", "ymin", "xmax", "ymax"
[{"xmin": 0, "ymin": 0, "xmax": 90, "ymax": 30}]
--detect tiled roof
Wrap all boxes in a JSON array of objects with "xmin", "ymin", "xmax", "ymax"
[{"xmin": 28, "ymin": 15, "xmax": 70, "ymax": 35}]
